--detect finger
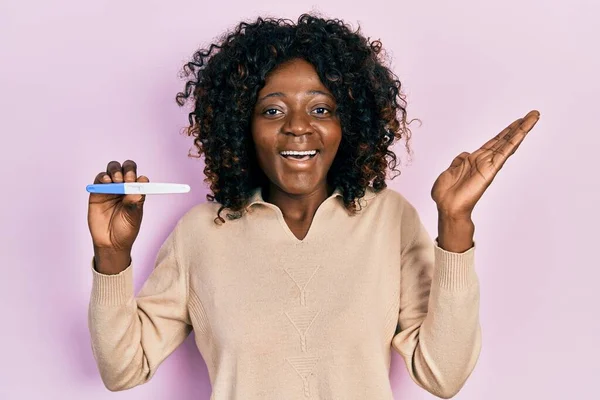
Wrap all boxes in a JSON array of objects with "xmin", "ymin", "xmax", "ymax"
[
  {"xmin": 93, "ymin": 172, "xmax": 112, "ymax": 184},
  {"xmin": 106, "ymin": 160, "xmax": 123, "ymax": 183},
  {"xmin": 90, "ymin": 172, "xmax": 114, "ymax": 201},
  {"xmin": 122, "ymin": 160, "xmax": 138, "ymax": 183},
  {"xmin": 493, "ymin": 110, "xmax": 540, "ymax": 154},
  {"xmin": 479, "ymin": 119, "xmax": 522, "ymax": 151},
  {"xmin": 517, "ymin": 110, "xmax": 541, "ymax": 134},
  {"xmin": 493, "ymin": 111, "xmax": 540, "ymax": 149},
  {"xmin": 123, "ymin": 175, "xmax": 149, "ymax": 207}
]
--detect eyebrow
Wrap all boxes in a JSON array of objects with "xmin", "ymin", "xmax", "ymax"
[{"xmin": 256, "ymin": 90, "xmax": 335, "ymax": 103}]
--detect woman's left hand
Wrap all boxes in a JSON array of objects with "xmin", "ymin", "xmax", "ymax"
[{"xmin": 431, "ymin": 110, "xmax": 541, "ymax": 219}]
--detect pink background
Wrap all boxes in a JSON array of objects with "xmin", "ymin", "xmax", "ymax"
[{"xmin": 1, "ymin": 0, "xmax": 598, "ymax": 399}]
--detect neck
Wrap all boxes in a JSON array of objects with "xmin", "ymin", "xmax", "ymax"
[{"xmin": 264, "ymin": 183, "xmax": 333, "ymax": 222}]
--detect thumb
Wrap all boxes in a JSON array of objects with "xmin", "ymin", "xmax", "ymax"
[
  {"xmin": 122, "ymin": 175, "xmax": 149, "ymax": 208},
  {"xmin": 450, "ymin": 151, "xmax": 470, "ymax": 168}
]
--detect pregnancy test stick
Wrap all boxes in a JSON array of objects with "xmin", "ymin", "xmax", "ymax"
[{"xmin": 86, "ymin": 182, "xmax": 190, "ymax": 195}]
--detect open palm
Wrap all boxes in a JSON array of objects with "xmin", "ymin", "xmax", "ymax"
[{"xmin": 431, "ymin": 110, "xmax": 540, "ymax": 218}]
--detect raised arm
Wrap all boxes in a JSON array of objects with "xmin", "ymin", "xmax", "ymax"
[
  {"xmin": 392, "ymin": 207, "xmax": 481, "ymax": 399},
  {"xmin": 88, "ymin": 225, "xmax": 192, "ymax": 391},
  {"xmin": 86, "ymin": 160, "xmax": 192, "ymax": 391}
]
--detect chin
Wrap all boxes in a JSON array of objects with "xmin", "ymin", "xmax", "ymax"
[{"xmin": 275, "ymin": 179, "xmax": 323, "ymax": 196}]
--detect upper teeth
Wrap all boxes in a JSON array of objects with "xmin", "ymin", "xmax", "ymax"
[{"xmin": 280, "ymin": 150, "xmax": 318, "ymax": 156}]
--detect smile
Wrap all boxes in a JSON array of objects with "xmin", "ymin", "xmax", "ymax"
[
  {"xmin": 279, "ymin": 150, "xmax": 318, "ymax": 159},
  {"xmin": 279, "ymin": 150, "xmax": 319, "ymax": 167}
]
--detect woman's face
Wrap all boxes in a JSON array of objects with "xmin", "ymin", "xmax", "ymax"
[{"xmin": 251, "ymin": 58, "xmax": 342, "ymax": 196}]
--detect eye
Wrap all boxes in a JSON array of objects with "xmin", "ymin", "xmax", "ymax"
[
  {"xmin": 263, "ymin": 108, "xmax": 283, "ymax": 116},
  {"xmin": 312, "ymin": 107, "xmax": 330, "ymax": 116}
]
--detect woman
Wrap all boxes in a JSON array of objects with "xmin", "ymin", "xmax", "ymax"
[{"xmin": 87, "ymin": 14, "xmax": 540, "ymax": 399}]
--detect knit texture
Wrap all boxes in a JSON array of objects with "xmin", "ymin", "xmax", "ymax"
[{"xmin": 88, "ymin": 186, "xmax": 481, "ymax": 399}]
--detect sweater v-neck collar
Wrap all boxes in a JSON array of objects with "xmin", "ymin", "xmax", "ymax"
[
  {"xmin": 246, "ymin": 186, "xmax": 344, "ymax": 209},
  {"xmin": 244, "ymin": 186, "xmax": 344, "ymax": 244}
]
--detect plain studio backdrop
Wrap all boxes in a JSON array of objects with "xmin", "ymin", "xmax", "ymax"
[{"xmin": 1, "ymin": 0, "xmax": 597, "ymax": 399}]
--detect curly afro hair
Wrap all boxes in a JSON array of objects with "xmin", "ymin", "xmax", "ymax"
[{"xmin": 176, "ymin": 13, "xmax": 415, "ymax": 224}]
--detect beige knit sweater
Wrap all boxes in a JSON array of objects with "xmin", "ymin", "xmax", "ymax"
[{"xmin": 88, "ymin": 186, "xmax": 481, "ymax": 399}]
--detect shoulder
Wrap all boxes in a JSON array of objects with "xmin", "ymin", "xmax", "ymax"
[
  {"xmin": 362, "ymin": 186, "xmax": 420, "ymax": 219},
  {"xmin": 170, "ymin": 201, "xmax": 223, "ymax": 244},
  {"xmin": 362, "ymin": 186, "xmax": 424, "ymax": 241},
  {"xmin": 180, "ymin": 200, "xmax": 222, "ymax": 223}
]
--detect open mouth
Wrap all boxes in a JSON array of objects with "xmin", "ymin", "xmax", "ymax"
[{"xmin": 279, "ymin": 150, "xmax": 319, "ymax": 161}]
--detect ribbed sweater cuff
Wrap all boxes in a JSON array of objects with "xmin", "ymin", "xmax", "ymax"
[
  {"xmin": 433, "ymin": 240, "xmax": 477, "ymax": 291},
  {"xmin": 90, "ymin": 257, "xmax": 134, "ymax": 306}
]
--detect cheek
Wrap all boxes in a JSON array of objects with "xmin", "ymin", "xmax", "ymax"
[
  {"xmin": 251, "ymin": 123, "xmax": 268, "ymax": 154},
  {"xmin": 325, "ymin": 125, "xmax": 343, "ymax": 151},
  {"xmin": 251, "ymin": 132, "xmax": 276, "ymax": 166}
]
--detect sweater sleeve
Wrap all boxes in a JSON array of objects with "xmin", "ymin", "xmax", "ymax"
[
  {"xmin": 391, "ymin": 208, "xmax": 482, "ymax": 399},
  {"xmin": 88, "ymin": 224, "xmax": 192, "ymax": 392}
]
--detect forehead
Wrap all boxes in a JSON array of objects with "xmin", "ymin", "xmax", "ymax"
[{"xmin": 259, "ymin": 58, "xmax": 329, "ymax": 93}]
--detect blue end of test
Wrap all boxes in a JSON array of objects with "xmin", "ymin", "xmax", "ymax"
[{"xmin": 86, "ymin": 183, "xmax": 126, "ymax": 194}]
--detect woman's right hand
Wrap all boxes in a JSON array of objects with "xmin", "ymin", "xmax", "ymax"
[{"xmin": 87, "ymin": 160, "xmax": 149, "ymax": 274}]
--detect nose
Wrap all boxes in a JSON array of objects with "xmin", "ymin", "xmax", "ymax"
[{"xmin": 283, "ymin": 109, "xmax": 313, "ymax": 136}]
